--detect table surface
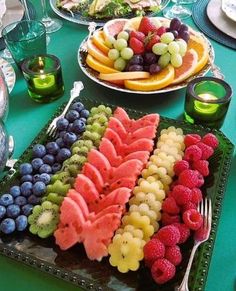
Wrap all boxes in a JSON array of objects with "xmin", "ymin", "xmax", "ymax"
[{"xmin": 0, "ymin": 1, "xmax": 235, "ymax": 291}]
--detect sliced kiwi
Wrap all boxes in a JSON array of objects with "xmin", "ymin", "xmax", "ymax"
[
  {"xmin": 46, "ymin": 193, "xmax": 64, "ymax": 205},
  {"xmin": 46, "ymin": 180, "xmax": 70, "ymax": 196}
]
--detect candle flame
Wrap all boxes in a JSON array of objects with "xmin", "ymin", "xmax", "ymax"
[
  {"xmin": 38, "ymin": 57, "xmax": 44, "ymax": 69},
  {"xmin": 198, "ymin": 93, "xmax": 217, "ymax": 101}
]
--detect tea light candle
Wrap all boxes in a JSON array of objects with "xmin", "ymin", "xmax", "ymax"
[
  {"xmin": 184, "ymin": 77, "xmax": 232, "ymax": 128},
  {"xmin": 21, "ymin": 54, "xmax": 64, "ymax": 103}
]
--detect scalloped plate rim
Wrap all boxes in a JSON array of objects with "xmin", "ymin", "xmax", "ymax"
[{"xmin": 0, "ymin": 57, "xmax": 16, "ymax": 93}]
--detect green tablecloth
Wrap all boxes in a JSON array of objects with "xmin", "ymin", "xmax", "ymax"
[{"xmin": 0, "ymin": 1, "xmax": 235, "ymax": 290}]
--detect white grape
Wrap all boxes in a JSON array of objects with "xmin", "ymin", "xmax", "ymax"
[
  {"xmin": 114, "ymin": 39, "xmax": 128, "ymax": 51},
  {"xmin": 168, "ymin": 41, "xmax": 180, "ymax": 54},
  {"xmin": 158, "ymin": 52, "xmax": 171, "ymax": 68},
  {"xmin": 114, "ymin": 57, "xmax": 126, "ymax": 71},
  {"xmin": 152, "ymin": 43, "xmax": 168, "ymax": 55},
  {"xmin": 160, "ymin": 32, "xmax": 175, "ymax": 44},
  {"xmin": 117, "ymin": 31, "xmax": 129, "ymax": 41},
  {"xmin": 120, "ymin": 47, "xmax": 134, "ymax": 60},
  {"xmin": 104, "ymin": 35, "xmax": 116, "ymax": 48},
  {"xmin": 108, "ymin": 49, "xmax": 120, "ymax": 60},
  {"xmin": 171, "ymin": 53, "xmax": 183, "ymax": 68},
  {"xmin": 176, "ymin": 39, "xmax": 187, "ymax": 56}
]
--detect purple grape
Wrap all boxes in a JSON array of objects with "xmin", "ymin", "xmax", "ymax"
[
  {"xmin": 170, "ymin": 18, "xmax": 181, "ymax": 32},
  {"xmin": 128, "ymin": 65, "xmax": 144, "ymax": 72},
  {"xmin": 179, "ymin": 24, "xmax": 188, "ymax": 34},
  {"xmin": 179, "ymin": 31, "xmax": 190, "ymax": 43},
  {"xmin": 149, "ymin": 64, "xmax": 161, "ymax": 75},
  {"xmin": 144, "ymin": 52, "xmax": 157, "ymax": 65},
  {"xmin": 129, "ymin": 55, "xmax": 143, "ymax": 65},
  {"xmin": 143, "ymin": 65, "xmax": 150, "ymax": 72},
  {"xmin": 170, "ymin": 30, "xmax": 178, "ymax": 38}
]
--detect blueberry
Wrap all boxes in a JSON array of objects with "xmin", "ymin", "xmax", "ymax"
[
  {"xmin": 6, "ymin": 204, "xmax": 20, "ymax": 218},
  {"xmin": 56, "ymin": 137, "xmax": 65, "ymax": 148},
  {"xmin": 59, "ymin": 131, "xmax": 67, "ymax": 138},
  {"xmin": 46, "ymin": 142, "xmax": 59, "ymax": 155},
  {"xmin": 72, "ymin": 119, "xmax": 86, "ymax": 134},
  {"xmin": 56, "ymin": 118, "xmax": 69, "ymax": 131},
  {"xmin": 0, "ymin": 218, "xmax": 16, "ymax": 234},
  {"xmin": 63, "ymin": 132, "xmax": 77, "ymax": 146},
  {"xmin": 42, "ymin": 154, "xmax": 55, "ymax": 165},
  {"xmin": 20, "ymin": 182, "xmax": 33, "ymax": 197},
  {"xmin": 14, "ymin": 196, "xmax": 27, "ymax": 206},
  {"xmin": 80, "ymin": 117, "xmax": 87, "ymax": 123},
  {"xmin": 32, "ymin": 174, "xmax": 41, "ymax": 183},
  {"xmin": 10, "ymin": 186, "xmax": 21, "ymax": 198},
  {"xmin": 56, "ymin": 148, "xmax": 71, "ymax": 162},
  {"xmin": 39, "ymin": 164, "xmax": 52, "ymax": 174},
  {"xmin": 32, "ymin": 181, "xmax": 46, "ymax": 196},
  {"xmin": 39, "ymin": 173, "xmax": 51, "ymax": 185},
  {"xmin": 19, "ymin": 163, "xmax": 33, "ymax": 176},
  {"xmin": 0, "ymin": 194, "xmax": 14, "ymax": 206},
  {"xmin": 51, "ymin": 163, "xmax": 62, "ymax": 173},
  {"xmin": 0, "ymin": 205, "xmax": 6, "ymax": 219},
  {"xmin": 67, "ymin": 123, "xmax": 74, "ymax": 132},
  {"xmin": 31, "ymin": 158, "xmax": 44, "ymax": 171},
  {"xmin": 15, "ymin": 215, "xmax": 28, "ymax": 231},
  {"xmin": 65, "ymin": 110, "xmax": 80, "ymax": 122},
  {"xmin": 21, "ymin": 204, "xmax": 33, "ymax": 216},
  {"xmin": 21, "ymin": 174, "xmax": 33, "ymax": 183},
  {"xmin": 27, "ymin": 195, "xmax": 41, "ymax": 205},
  {"xmin": 80, "ymin": 109, "xmax": 89, "ymax": 118},
  {"xmin": 32, "ymin": 144, "xmax": 46, "ymax": 158},
  {"xmin": 71, "ymin": 102, "xmax": 84, "ymax": 112}
]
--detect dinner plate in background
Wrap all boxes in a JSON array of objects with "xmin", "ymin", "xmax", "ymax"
[
  {"xmin": 222, "ymin": 0, "xmax": 236, "ymax": 22},
  {"xmin": 50, "ymin": 0, "xmax": 170, "ymax": 26},
  {"xmin": 207, "ymin": 0, "xmax": 236, "ymax": 40},
  {"xmin": 0, "ymin": 57, "xmax": 16, "ymax": 93}
]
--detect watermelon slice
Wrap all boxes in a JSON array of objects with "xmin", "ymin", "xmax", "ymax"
[
  {"xmin": 99, "ymin": 137, "xmax": 122, "ymax": 167},
  {"xmin": 113, "ymin": 107, "xmax": 130, "ymax": 123},
  {"xmin": 88, "ymin": 187, "xmax": 131, "ymax": 213},
  {"xmin": 125, "ymin": 126, "xmax": 157, "ymax": 144},
  {"xmin": 124, "ymin": 151, "xmax": 150, "ymax": 165},
  {"xmin": 130, "ymin": 114, "xmax": 160, "ymax": 132},
  {"xmin": 82, "ymin": 162, "xmax": 104, "ymax": 193},
  {"xmin": 107, "ymin": 117, "xmax": 127, "ymax": 140},
  {"xmin": 87, "ymin": 149, "xmax": 112, "ymax": 181},
  {"xmin": 54, "ymin": 223, "xmax": 79, "ymax": 250},
  {"xmin": 106, "ymin": 177, "xmax": 136, "ymax": 193},
  {"xmin": 88, "ymin": 205, "xmax": 123, "ymax": 221},
  {"xmin": 124, "ymin": 138, "xmax": 154, "ymax": 155},
  {"xmin": 67, "ymin": 189, "xmax": 89, "ymax": 219},
  {"xmin": 74, "ymin": 174, "xmax": 100, "ymax": 203},
  {"xmin": 103, "ymin": 128, "xmax": 125, "ymax": 156}
]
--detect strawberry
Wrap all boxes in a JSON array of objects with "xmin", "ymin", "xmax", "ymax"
[
  {"xmin": 138, "ymin": 17, "xmax": 157, "ymax": 35},
  {"xmin": 145, "ymin": 34, "xmax": 160, "ymax": 51},
  {"xmin": 130, "ymin": 30, "xmax": 145, "ymax": 42},
  {"xmin": 156, "ymin": 26, "xmax": 166, "ymax": 36},
  {"xmin": 129, "ymin": 37, "xmax": 145, "ymax": 54}
]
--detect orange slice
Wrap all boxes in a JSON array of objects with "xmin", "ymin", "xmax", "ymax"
[
  {"xmin": 86, "ymin": 54, "xmax": 118, "ymax": 74},
  {"xmin": 92, "ymin": 30, "xmax": 110, "ymax": 54},
  {"xmin": 172, "ymin": 49, "xmax": 198, "ymax": 85},
  {"xmin": 124, "ymin": 65, "xmax": 174, "ymax": 91},
  {"xmin": 188, "ymin": 34, "xmax": 209, "ymax": 74},
  {"xmin": 99, "ymin": 71, "xmax": 150, "ymax": 81},
  {"xmin": 87, "ymin": 38, "xmax": 114, "ymax": 67}
]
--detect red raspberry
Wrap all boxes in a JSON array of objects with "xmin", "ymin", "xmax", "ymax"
[
  {"xmin": 161, "ymin": 213, "xmax": 180, "ymax": 226},
  {"xmin": 162, "ymin": 197, "xmax": 180, "ymax": 215},
  {"xmin": 151, "ymin": 258, "xmax": 176, "ymax": 284},
  {"xmin": 173, "ymin": 223, "xmax": 191, "ymax": 244},
  {"xmin": 184, "ymin": 145, "xmax": 202, "ymax": 162},
  {"xmin": 191, "ymin": 188, "xmax": 203, "ymax": 204},
  {"xmin": 196, "ymin": 142, "xmax": 214, "ymax": 160},
  {"xmin": 169, "ymin": 180, "xmax": 179, "ymax": 191},
  {"xmin": 172, "ymin": 185, "xmax": 192, "ymax": 205},
  {"xmin": 155, "ymin": 225, "xmax": 180, "ymax": 246},
  {"xmin": 202, "ymin": 133, "xmax": 219, "ymax": 149},
  {"xmin": 144, "ymin": 238, "xmax": 165, "ymax": 268},
  {"xmin": 183, "ymin": 209, "xmax": 203, "ymax": 230},
  {"xmin": 181, "ymin": 201, "xmax": 197, "ymax": 212},
  {"xmin": 165, "ymin": 245, "xmax": 182, "ymax": 266},
  {"xmin": 192, "ymin": 160, "xmax": 209, "ymax": 176},
  {"xmin": 179, "ymin": 169, "xmax": 204, "ymax": 188},
  {"xmin": 174, "ymin": 160, "xmax": 189, "ymax": 176},
  {"xmin": 184, "ymin": 134, "xmax": 201, "ymax": 147}
]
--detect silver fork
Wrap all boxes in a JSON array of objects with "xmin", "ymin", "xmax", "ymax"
[
  {"xmin": 46, "ymin": 81, "xmax": 84, "ymax": 138},
  {"xmin": 80, "ymin": 21, "xmax": 97, "ymax": 53},
  {"xmin": 177, "ymin": 197, "xmax": 212, "ymax": 291}
]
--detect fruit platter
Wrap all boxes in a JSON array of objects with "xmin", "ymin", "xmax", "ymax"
[
  {"xmin": 78, "ymin": 16, "xmax": 214, "ymax": 94},
  {"xmin": 50, "ymin": 0, "xmax": 170, "ymax": 26},
  {"xmin": 0, "ymin": 96, "xmax": 234, "ymax": 290}
]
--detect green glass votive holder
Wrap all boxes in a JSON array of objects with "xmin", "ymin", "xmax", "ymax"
[
  {"xmin": 21, "ymin": 54, "xmax": 64, "ymax": 103},
  {"xmin": 184, "ymin": 77, "xmax": 232, "ymax": 128}
]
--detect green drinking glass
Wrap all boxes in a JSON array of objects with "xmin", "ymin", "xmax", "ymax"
[
  {"xmin": 184, "ymin": 77, "xmax": 232, "ymax": 129},
  {"xmin": 2, "ymin": 20, "xmax": 47, "ymax": 69}
]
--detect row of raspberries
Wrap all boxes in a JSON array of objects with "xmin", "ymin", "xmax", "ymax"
[{"xmin": 143, "ymin": 133, "xmax": 218, "ymax": 284}]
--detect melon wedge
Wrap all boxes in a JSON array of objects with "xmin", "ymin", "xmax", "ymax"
[
  {"xmin": 86, "ymin": 54, "xmax": 118, "ymax": 74},
  {"xmin": 99, "ymin": 71, "xmax": 150, "ymax": 81},
  {"xmin": 92, "ymin": 30, "xmax": 110, "ymax": 54}
]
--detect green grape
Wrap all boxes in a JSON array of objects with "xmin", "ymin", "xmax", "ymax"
[
  {"xmin": 104, "ymin": 35, "xmax": 116, "ymax": 48},
  {"xmin": 120, "ymin": 47, "xmax": 134, "ymax": 60},
  {"xmin": 171, "ymin": 53, "xmax": 183, "ymax": 68},
  {"xmin": 86, "ymin": 124, "xmax": 92, "ymax": 131},
  {"xmin": 117, "ymin": 31, "xmax": 129, "ymax": 41},
  {"xmin": 91, "ymin": 122, "xmax": 102, "ymax": 132},
  {"xmin": 84, "ymin": 140, "xmax": 94, "ymax": 148},
  {"xmin": 160, "ymin": 32, "xmax": 175, "ymax": 44},
  {"xmin": 83, "ymin": 130, "xmax": 93, "ymax": 140},
  {"xmin": 98, "ymin": 115, "xmax": 108, "ymax": 124},
  {"xmin": 97, "ymin": 104, "xmax": 106, "ymax": 112},
  {"xmin": 168, "ymin": 41, "xmax": 180, "ymax": 55},
  {"xmin": 176, "ymin": 39, "xmax": 187, "ymax": 56},
  {"xmin": 158, "ymin": 52, "xmax": 171, "ymax": 68},
  {"xmin": 108, "ymin": 49, "xmax": 120, "ymax": 61},
  {"xmin": 105, "ymin": 107, "xmax": 112, "ymax": 116},
  {"xmin": 114, "ymin": 39, "xmax": 128, "ymax": 51},
  {"xmin": 90, "ymin": 107, "xmax": 99, "ymax": 115},
  {"xmin": 91, "ymin": 132, "xmax": 101, "ymax": 141},
  {"xmin": 152, "ymin": 43, "xmax": 168, "ymax": 55},
  {"xmin": 114, "ymin": 57, "xmax": 126, "ymax": 71}
]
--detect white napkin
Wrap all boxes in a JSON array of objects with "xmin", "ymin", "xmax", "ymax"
[{"xmin": 0, "ymin": 0, "xmax": 6, "ymax": 26}]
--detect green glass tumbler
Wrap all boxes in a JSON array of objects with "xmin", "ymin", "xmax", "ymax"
[
  {"xmin": 184, "ymin": 77, "xmax": 232, "ymax": 128},
  {"xmin": 2, "ymin": 20, "xmax": 46, "ymax": 69},
  {"xmin": 21, "ymin": 54, "xmax": 64, "ymax": 103}
]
